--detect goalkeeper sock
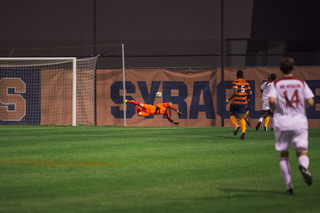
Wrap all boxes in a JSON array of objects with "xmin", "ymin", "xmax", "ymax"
[
  {"xmin": 280, "ymin": 158, "xmax": 293, "ymax": 190},
  {"xmin": 265, "ymin": 116, "xmax": 270, "ymax": 127},
  {"xmin": 135, "ymin": 105, "xmax": 141, "ymax": 114},
  {"xmin": 128, "ymin": 100, "xmax": 141, "ymax": 106},
  {"xmin": 126, "ymin": 100, "xmax": 141, "ymax": 114},
  {"xmin": 230, "ymin": 116, "xmax": 238, "ymax": 127},
  {"xmin": 240, "ymin": 118, "xmax": 246, "ymax": 133}
]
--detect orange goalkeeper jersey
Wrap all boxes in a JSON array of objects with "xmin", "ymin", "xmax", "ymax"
[
  {"xmin": 141, "ymin": 102, "xmax": 177, "ymax": 123},
  {"xmin": 231, "ymin": 78, "xmax": 251, "ymax": 105},
  {"xmin": 155, "ymin": 103, "xmax": 176, "ymax": 114}
]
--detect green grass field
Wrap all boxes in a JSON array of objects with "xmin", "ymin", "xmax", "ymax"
[{"xmin": 0, "ymin": 126, "xmax": 319, "ymax": 213}]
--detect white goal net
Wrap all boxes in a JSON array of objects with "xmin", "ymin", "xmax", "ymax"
[{"xmin": 0, "ymin": 56, "xmax": 98, "ymax": 126}]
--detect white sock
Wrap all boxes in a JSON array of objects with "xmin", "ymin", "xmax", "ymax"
[
  {"xmin": 259, "ymin": 117, "xmax": 263, "ymax": 122},
  {"xmin": 298, "ymin": 155, "xmax": 309, "ymax": 169},
  {"xmin": 280, "ymin": 158, "xmax": 293, "ymax": 190}
]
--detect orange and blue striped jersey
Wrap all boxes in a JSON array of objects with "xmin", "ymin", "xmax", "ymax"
[{"xmin": 231, "ymin": 78, "xmax": 251, "ymax": 105}]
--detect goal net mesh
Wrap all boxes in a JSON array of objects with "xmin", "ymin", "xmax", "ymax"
[{"xmin": 0, "ymin": 56, "xmax": 98, "ymax": 125}]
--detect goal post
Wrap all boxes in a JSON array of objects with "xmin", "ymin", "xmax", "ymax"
[{"xmin": 0, "ymin": 56, "xmax": 98, "ymax": 126}]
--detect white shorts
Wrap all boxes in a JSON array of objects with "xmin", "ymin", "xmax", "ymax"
[
  {"xmin": 274, "ymin": 129, "xmax": 308, "ymax": 153},
  {"xmin": 262, "ymin": 99, "xmax": 270, "ymax": 111}
]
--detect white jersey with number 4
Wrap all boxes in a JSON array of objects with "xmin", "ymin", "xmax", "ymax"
[{"xmin": 269, "ymin": 77, "xmax": 314, "ymax": 131}]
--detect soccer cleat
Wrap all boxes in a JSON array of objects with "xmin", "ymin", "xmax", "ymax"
[
  {"xmin": 240, "ymin": 132, "xmax": 245, "ymax": 140},
  {"xmin": 285, "ymin": 188, "xmax": 294, "ymax": 195},
  {"xmin": 234, "ymin": 126, "xmax": 240, "ymax": 136},
  {"xmin": 244, "ymin": 117, "xmax": 250, "ymax": 126},
  {"xmin": 256, "ymin": 121, "xmax": 261, "ymax": 130},
  {"xmin": 177, "ymin": 111, "xmax": 182, "ymax": 117},
  {"xmin": 264, "ymin": 126, "xmax": 268, "ymax": 131},
  {"xmin": 299, "ymin": 165, "xmax": 312, "ymax": 185},
  {"xmin": 125, "ymin": 99, "xmax": 129, "ymax": 103}
]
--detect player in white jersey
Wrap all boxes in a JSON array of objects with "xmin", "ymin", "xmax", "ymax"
[
  {"xmin": 269, "ymin": 57, "xmax": 314, "ymax": 195},
  {"xmin": 256, "ymin": 73, "xmax": 276, "ymax": 131}
]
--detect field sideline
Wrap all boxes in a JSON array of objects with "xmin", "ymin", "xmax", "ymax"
[{"xmin": 0, "ymin": 126, "xmax": 319, "ymax": 213}]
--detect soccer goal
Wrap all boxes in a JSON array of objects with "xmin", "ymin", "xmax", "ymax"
[{"xmin": 0, "ymin": 56, "xmax": 98, "ymax": 126}]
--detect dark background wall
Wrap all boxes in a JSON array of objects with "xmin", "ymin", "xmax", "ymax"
[
  {"xmin": 0, "ymin": 0, "xmax": 319, "ymax": 68},
  {"xmin": 248, "ymin": 0, "xmax": 320, "ymax": 66}
]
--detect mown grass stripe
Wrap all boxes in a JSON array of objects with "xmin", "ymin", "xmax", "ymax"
[{"xmin": 0, "ymin": 159, "xmax": 118, "ymax": 166}]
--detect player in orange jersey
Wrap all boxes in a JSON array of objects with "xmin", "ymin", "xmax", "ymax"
[
  {"xmin": 225, "ymin": 70, "xmax": 252, "ymax": 139},
  {"xmin": 125, "ymin": 99, "xmax": 182, "ymax": 125}
]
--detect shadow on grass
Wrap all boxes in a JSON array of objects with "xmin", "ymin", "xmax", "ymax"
[
  {"xmin": 217, "ymin": 187, "xmax": 281, "ymax": 194},
  {"xmin": 180, "ymin": 188, "xmax": 284, "ymax": 201}
]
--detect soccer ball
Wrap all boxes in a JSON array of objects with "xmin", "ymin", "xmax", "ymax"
[{"xmin": 156, "ymin": 92, "xmax": 162, "ymax": 98}]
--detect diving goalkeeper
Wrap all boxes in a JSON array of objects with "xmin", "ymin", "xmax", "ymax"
[{"xmin": 125, "ymin": 99, "xmax": 182, "ymax": 125}]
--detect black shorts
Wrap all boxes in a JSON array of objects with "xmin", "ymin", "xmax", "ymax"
[
  {"xmin": 260, "ymin": 110, "xmax": 272, "ymax": 118},
  {"xmin": 230, "ymin": 104, "xmax": 246, "ymax": 114}
]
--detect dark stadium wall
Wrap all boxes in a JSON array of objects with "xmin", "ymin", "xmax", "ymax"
[
  {"xmin": 1, "ymin": 0, "xmax": 319, "ymax": 67},
  {"xmin": 0, "ymin": 0, "xmax": 95, "ymax": 57},
  {"xmin": 0, "ymin": 0, "xmax": 254, "ymax": 68},
  {"xmin": 251, "ymin": 0, "xmax": 320, "ymax": 42},
  {"xmin": 247, "ymin": 0, "xmax": 320, "ymax": 66}
]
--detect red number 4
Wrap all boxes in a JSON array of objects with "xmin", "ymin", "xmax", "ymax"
[{"xmin": 283, "ymin": 90, "xmax": 299, "ymax": 108}]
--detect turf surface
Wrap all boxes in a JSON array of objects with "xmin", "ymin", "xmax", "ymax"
[{"xmin": 0, "ymin": 126, "xmax": 319, "ymax": 212}]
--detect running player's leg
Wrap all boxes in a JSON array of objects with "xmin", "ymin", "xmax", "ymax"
[
  {"xmin": 239, "ymin": 113, "xmax": 246, "ymax": 139},
  {"xmin": 229, "ymin": 104, "xmax": 239, "ymax": 128},
  {"xmin": 257, "ymin": 111, "xmax": 267, "ymax": 130},
  {"xmin": 275, "ymin": 130, "xmax": 293, "ymax": 194},
  {"xmin": 244, "ymin": 109, "xmax": 250, "ymax": 126},
  {"xmin": 237, "ymin": 104, "xmax": 247, "ymax": 139},
  {"xmin": 256, "ymin": 110, "xmax": 267, "ymax": 130},
  {"xmin": 244, "ymin": 113, "xmax": 250, "ymax": 120},
  {"xmin": 256, "ymin": 114, "xmax": 263, "ymax": 130},
  {"xmin": 280, "ymin": 151, "xmax": 294, "ymax": 194},
  {"xmin": 239, "ymin": 113, "xmax": 246, "ymax": 131},
  {"xmin": 230, "ymin": 111, "xmax": 240, "ymax": 136},
  {"xmin": 257, "ymin": 99, "xmax": 269, "ymax": 130},
  {"xmin": 297, "ymin": 152, "xmax": 312, "ymax": 185},
  {"xmin": 297, "ymin": 152, "xmax": 309, "ymax": 171},
  {"xmin": 293, "ymin": 129, "xmax": 312, "ymax": 185},
  {"xmin": 230, "ymin": 111, "xmax": 238, "ymax": 127},
  {"xmin": 264, "ymin": 116, "xmax": 270, "ymax": 131}
]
